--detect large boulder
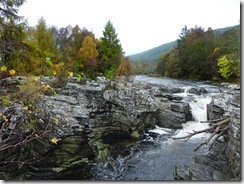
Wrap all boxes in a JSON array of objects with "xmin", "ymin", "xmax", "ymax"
[{"xmin": 207, "ymin": 100, "xmax": 225, "ymax": 120}]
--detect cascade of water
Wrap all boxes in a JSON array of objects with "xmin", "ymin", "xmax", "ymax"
[
  {"xmin": 173, "ymin": 94, "xmax": 212, "ymax": 139},
  {"xmin": 92, "ymin": 76, "xmax": 221, "ymax": 180}
]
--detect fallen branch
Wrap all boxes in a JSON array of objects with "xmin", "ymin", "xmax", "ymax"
[
  {"xmin": 172, "ymin": 117, "xmax": 231, "ymax": 154},
  {"xmin": 200, "ymin": 117, "xmax": 227, "ymax": 124}
]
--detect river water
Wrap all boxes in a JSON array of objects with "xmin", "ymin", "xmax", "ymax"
[{"xmin": 90, "ymin": 75, "xmax": 221, "ymax": 180}]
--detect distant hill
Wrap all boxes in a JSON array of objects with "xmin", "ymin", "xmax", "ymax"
[
  {"xmin": 128, "ymin": 25, "xmax": 239, "ymax": 62},
  {"xmin": 128, "ymin": 40, "xmax": 177, "ymax": 62}
]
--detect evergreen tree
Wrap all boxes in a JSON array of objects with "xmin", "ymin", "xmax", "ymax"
[
  {"xmin": 176, "ymin": 25, "xmax": 188, "ymax": 49},
  {"xmin": 35, "ymin": 17, "xmax": 58, "ymax": 60},
  {"xmin": 99, "ymin": 20, "xmax": 123, "ymax": 77},
  {"xmin": 0, "ymin": 0, "xmax": 25, "ymax": 19},
  {"xmin": 0, "ymin": 0, "xmax": 29, "ymax": 67}
]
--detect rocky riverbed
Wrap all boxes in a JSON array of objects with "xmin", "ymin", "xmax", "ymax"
[{"xmin": 0, "ymin": 75, "xmax": 240, "ymax": 180}]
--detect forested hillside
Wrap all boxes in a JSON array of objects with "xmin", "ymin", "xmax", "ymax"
[
  {"xmin": 128, "ymin": 25, "xmax": 239, "ymax": 63},
  {"xmin": 128, "ymin": 41, "xmax": 177, "ymax": 62},
  {"xmin": 156, "ymin": 25, "xmax": 240, "ymax": 82}
]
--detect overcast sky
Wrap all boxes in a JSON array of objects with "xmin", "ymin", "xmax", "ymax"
[{"xmin": 18, "ymin": 0, "xmax": 240, "ymax": 56}]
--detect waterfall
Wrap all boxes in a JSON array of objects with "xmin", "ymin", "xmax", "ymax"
[{"xmin": 173, "ymin": 94, "xmax": 212, "ymax": 139}]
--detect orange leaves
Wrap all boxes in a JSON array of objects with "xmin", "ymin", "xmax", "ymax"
[
  {"xmin": 79, "ymin": 35, "xmax": 98, "ymax": 62},
  {"xmin": 9, "ymin": 69, "xmax": 16, "ymax": 77},
  {"xmin": 118, "ymin": 57, "xmax": 132, "ymax": 76}
]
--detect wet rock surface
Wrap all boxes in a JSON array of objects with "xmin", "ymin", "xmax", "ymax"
[
  {"xmin": 0, "ymin": 76, "xmax": 193, "ymax": 179},
  {"xmin": 174, "ymin": 83, "xmax": 240, "ymax": 180},
  {"xmin": 0, "ymin": 76, "xmax": 240, "ymax": 180}
]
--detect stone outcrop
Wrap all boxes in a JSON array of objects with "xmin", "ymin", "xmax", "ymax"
[
  {"xmin": 174, "ymin": 83, "xmax": 240, "ymax": 180},
  {"xmin": 1, "ymin": 76, "xmax": 240, "ymax": 180},
  {"xmin": 0, "ymin": 76, "xmax": 193, "ymax": 179}
]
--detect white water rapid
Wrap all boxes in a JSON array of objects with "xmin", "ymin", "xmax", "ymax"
[
  {"xmin": 149, "ymin": 85, "xmax": 214, "ymax": 139},
  {"xmin": 92, "ymin": 75, "xmax": 222, "ymax": 180}
]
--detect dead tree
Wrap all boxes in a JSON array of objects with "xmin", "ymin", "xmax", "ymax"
[{"xmin": 172, "ymin": 117, "xmax": 231, "ymax": 154}]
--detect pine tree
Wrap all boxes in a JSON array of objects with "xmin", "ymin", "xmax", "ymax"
[
  {"xmin": 0, "ymin": 0, "xmax": 29, "ymax": 67},
  {"xmin": 99, "ymin": 20, "xmax": 123, "ymax": 77}
]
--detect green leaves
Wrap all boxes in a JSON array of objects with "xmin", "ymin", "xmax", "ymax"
[
  {"xmin": 157, "ymin": 25, "xmax": 240, "ymax": 82},
  {"xmin": 218, "ymin": 54, "xmax": 239, "ymax": 79},
  {"xmin": 45, "ymin": 57, "xmax": 54, "ymax": 67},
  {"xmin": 99, "ymin": 20, "xmax": 123, "ymax": 75}
]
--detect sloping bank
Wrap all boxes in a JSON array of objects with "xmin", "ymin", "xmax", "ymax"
[{"xmin": 0, "ymin": 76, "xmax": 240, "ymax": 180}]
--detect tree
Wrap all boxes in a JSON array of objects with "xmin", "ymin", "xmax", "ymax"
[
  {"xmin": 50, "ymin": 25, "xmax": 72, "ymax": 71},
  {"xmin": 79, "ymin": 35, "xmax": 99, "ymax": 78},
  {"xmin": 217, "ymin": 26, "xmax": 240, "ymax": 81},
  {"xmin": 24, "ymin": 17, "xmax": 60, "ymax": 75},
  {"xmin": 66, "ymin": 25, "xmax": 91, "ymax": 73},
  {"xmin": 156, "ymin": 52, "xmax": 170, "ymax": 76},
  {"xmin": 79, "ymin": 35, "xmax": 98, "ymax": 61},
  {"xmin": 0, "ymin": 0, "xmax": 25, "ymax": 19},
  {"xmin": 176, "ymin": 25, "xmax": 188, "ymax": 49},
  {"xmin": 164, "ymin": 48, "xmax": 180, "ymax": 77},
  {"xmin": 118, "ymin": 56, "xmax": 132, "ymax": 76},
  {"xmin": 176, "ymin": 26, "xmax": 219, "ymax": 79},
  {"xmin": 35, "ymin": 17, "xmax": 58, "ymax": 60},
  {"xmin": 99, "ymin": 20, "xmax": 123, "ymax": 77},
  {"xmin": 0, "ymin": 0, "xmax": 30, "ymax": 69}
]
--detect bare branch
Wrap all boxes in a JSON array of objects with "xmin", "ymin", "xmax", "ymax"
[
  {"xmin": 172, "ymin": 117, "xmax": 231, "ymax": 153},
  {"xmin": 200, "ymin": 117, "xmax": 228, "ymax": 124},
  {"xmin": 208, "ymin": 125, "xmax": 230, "ymax": 151}
]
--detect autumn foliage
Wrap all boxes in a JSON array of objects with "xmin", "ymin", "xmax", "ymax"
[
  {"xmin": 118, "ymin": 57, "xmax": 132, "ymax": 76},
  {"xmin": 156, "ymin": 25, "xmax": 240, "ymax": 82},
  {"xmin": 0, "ymin": 2, "xmax": 129, "ymax": 80}
]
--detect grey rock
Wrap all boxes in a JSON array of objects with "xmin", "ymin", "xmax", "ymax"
[
  {"xmin": 207, "ymin": 100, "xmax": 225, "ymax": 120},
  {"xmin": 171, "ymin": 88, "xmax": 185, "ymax": 93},
  {"xmin": 158, "ymin": 110, "xmax": 185, "ymax": 129},
  {"xmin": 187, "ymin": 87, "xmax": 207, "ymax": 95},
  {"xmin": 174, "ymin": 164, "xmax": 190, "ymax": 180}
]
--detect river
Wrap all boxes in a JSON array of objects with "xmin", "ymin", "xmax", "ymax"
[{"xmin": 89, "ymin": 75, "xmax": 222, "ymax": 180}]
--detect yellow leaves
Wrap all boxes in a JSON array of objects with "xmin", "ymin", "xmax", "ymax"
[
  {"xmin": 33, "ymin": 76, "xmax": 39, "ymax": 82},
  {"xmin": 52, "ymin": 117, "xmax": 59, "ymax": 124},
  {"xmin": 0, "ymin": 113, "xmax": 8, "ymax": 122},
  {"xmin": 52, "ymin": 70, "xmax": 57, "ymax": 76},
  {"xmin": 23, "ymin": 106, "xmax": 32, "ymax": 115},
  {"xmin": 9, "ymin": 69, "xmax": 16, "ymax": 77},
  {"xmin": 0, "ymin": 65, "xmax": 7, "ymax": 71},
  {"xmin": 0, "ymin": 66, "xmax": 16, "ymax": 77},
  {"xmin": 43, "ymin": 84, "xmax": 56, "ymax": 95},
  {"xmin": 213, "ymin": 47, "xmax": 221, "ymax": 53},
  {"xmin": 43, "ymin": 84, "xmax": 51, "ymax": 91},
  {"xmin": 218, "ymin": 55, "xmax": 233, "ymax": 79},
  {"xmin": 67, "ymin": 71, "xmax": 73, "ymax": 77},
  {"xmin": 51, "ymin": 137, "xmax": 58, "ymax": 145},
  {"xmin": 39, "ymin": 119, "xmax": 44, "ymax": 123},
  {"xmin": 23, "ymin": 106, "xmax": 28, "ymax": 111},
  {"xmin": 79, "ymin": 35, "xmax": 99, "ymax": 61}
]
